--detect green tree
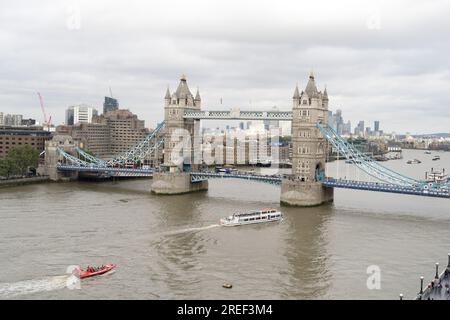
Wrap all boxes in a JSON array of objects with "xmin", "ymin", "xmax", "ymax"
[
  {"xmin": 0, "ymin": 157, "xmax": 14, "ymax": 178},
  {"xmin": 4, "ymin": 145, "xmax": 40, "ymax": 176}
]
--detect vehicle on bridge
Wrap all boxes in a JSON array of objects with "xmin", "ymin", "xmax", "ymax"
[{"xmin": 215, "ymin": 165, "xmax": 237, "ymax": 174}]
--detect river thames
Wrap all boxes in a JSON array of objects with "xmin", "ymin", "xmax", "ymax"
[{"xmin": 0, "ymin": 149, "xmax": 449, "ymax": 299}]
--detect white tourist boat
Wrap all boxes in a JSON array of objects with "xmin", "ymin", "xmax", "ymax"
[
  {"xmin": 220, "ymin": 208, "xmax": 283, "ymax": 227},
  {"xmin": 425, "ymin": 168, "xmax": 448, "ymax": 183}
]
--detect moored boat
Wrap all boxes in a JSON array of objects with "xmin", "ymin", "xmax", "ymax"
[{"xmin": 220, "ymin": 208, "xmax": 283, "ymax": 227}]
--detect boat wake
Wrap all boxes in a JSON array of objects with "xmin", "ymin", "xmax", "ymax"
[
  {"xmin": 162, "ymin": 224, "xmax": 220, "ymax": 236},
  {"xmin": 0, "ymin": 275, "xmax": 71, "ymax": 299}
]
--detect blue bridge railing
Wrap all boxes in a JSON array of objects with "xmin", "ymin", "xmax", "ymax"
[
  {"xmin": 321, "ymin": 177, "xmax": 450, "ymax": 199},
  {"xmin": 190, "ymin": 171, "xmax": 282, "ymax": 185},
  {"xmin": 57, "ymin": 165, "xmax": 154, "ymax": 176}
]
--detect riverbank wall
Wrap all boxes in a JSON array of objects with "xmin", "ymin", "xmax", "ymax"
[{"xmin": 0, "ymin": 176, "xmax": 50, "ymax": 188}]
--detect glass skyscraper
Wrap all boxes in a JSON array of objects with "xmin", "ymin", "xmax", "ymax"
[{"xmin": 103, "ymin": 96, "xmax": 119, "ymax": 114}]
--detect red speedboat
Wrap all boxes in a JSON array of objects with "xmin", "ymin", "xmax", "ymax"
[{"xmin": 78, "ymin": 264, "xmax": 116, "ymax": 279}]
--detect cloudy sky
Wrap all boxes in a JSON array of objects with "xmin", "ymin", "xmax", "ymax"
[{"xmin": 1, "ymin": 0, "xmax": 449, "ymax": 134}]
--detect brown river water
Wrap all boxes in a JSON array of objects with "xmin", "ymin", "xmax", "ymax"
[{"xmin": 0, "ymin": 149, "xmax": 449, "ymax": 299}]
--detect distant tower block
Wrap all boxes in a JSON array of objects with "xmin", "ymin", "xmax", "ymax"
[
  {"xmin": 151, "ymin": 75, "xmax": 208, "ymax": 194},
  {"xmin": 280, "ymin": 72, "xmax": 334, "ymax": 206}
]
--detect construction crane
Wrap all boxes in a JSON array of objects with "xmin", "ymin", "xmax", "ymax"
[{"xmin": 37, "ymin": 92, "xmax": 52, "ymax": 130}]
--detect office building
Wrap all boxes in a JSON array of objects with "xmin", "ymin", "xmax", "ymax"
[
  {"xmin": 66, "ymin": 105, "xmax": 98, "ymax": 125},
  {"xmin": 374, "ymin": 121, "xmax": 380, "ymax": 133},
  {"xmin": 57, "ymin": 109, "xmax": 162, "ymax": 164},
  {"xmin": 343, "ymin": 121, "xmax": 351, "ymax": 135},
  {"xmin": 355, "ymin": 121, "xmax": 365, "ymax": 136},
  {"xmin": 3, "ymin": 114, "xmax": 23, "ymax": 126},
  {"xmin": 103, "ymin": 96, "xmax": 119, "ymax": 114}
]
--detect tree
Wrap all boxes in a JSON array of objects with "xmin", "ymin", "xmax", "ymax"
[
  {"xmin": 0, "ymin": 157, "xmax": 14, "ymax": 178},
  {"xmin": 2, "ymin": 145, "xmax": 40, "ymax": 177}
]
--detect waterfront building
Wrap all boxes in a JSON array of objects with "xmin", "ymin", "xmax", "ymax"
[
  {"xmin": 0, "ymin": 112, "xmax": 3, "ymax": 125},
  {"xmin": 65, "ymin": 105, "xmax": 98, "ymax": 125},
  {"xmin": 0, "ymin": 126, "xmax": 52, "ymax": 157}
]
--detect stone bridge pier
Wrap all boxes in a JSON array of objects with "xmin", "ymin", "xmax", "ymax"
[
  {"xmin": 280, "ymin": 72, "xmax": 333, "ymax": 206},
  {"xmin": 38, "ymin": 135, "xmax": 79, "ymax": 181},
  {"xmin": 151, "ymin": 75, "xmax": 208, "ymax": 194}
]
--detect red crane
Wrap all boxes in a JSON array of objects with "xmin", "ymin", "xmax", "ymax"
[{"xmin": 37, "ymin": 92, "xmax": 52, "ymax": 130}]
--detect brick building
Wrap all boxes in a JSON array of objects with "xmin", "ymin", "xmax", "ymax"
[
  {"xmin": 56, "ymin": 109, "xmax": 163, "ymax": 166},
  {"xmin": 0, "ymin": 126, "xmax": 53, "ymax": 157}
]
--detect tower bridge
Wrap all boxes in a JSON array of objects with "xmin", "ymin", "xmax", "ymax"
[{"xmin": 42, "ymin": 73, "xmax": 450, "ymax": 206}]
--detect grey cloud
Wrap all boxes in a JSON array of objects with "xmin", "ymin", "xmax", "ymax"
[{"xmin": 0, "ymin": 0, "xmax": 449, "ymax": 133}]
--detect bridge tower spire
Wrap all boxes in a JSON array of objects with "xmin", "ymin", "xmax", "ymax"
[{"xmin": 281, "ymin": 73, "xmax": 334, "ymax": 206}]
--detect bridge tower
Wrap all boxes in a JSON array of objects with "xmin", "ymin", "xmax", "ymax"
[
  {"xmin": 38, "ymin": 135, "xmax": 79, "ymax": 181},
  {"xmin": 280, "ymin": 72, "xmax": 334, "ymax": 206},
  {"xmin": 151, "ymin": 75, "xmax": 208, "ymax": 194}
]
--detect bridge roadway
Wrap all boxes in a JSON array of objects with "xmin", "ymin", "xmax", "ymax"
[
  {"xmin": 322, "ymin": 178, "xmax": 450, "ymax": 199},
  {"xmin": 190, "ymin": 171, "xmax": 283, "ymax": 185},
  {"xmin": 57, "ymin": 165, "xmax": 154, "ymax": 177},
  {"xmin": 56, "ymin": 165, "xmax": 450, "ymax": 198}
]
